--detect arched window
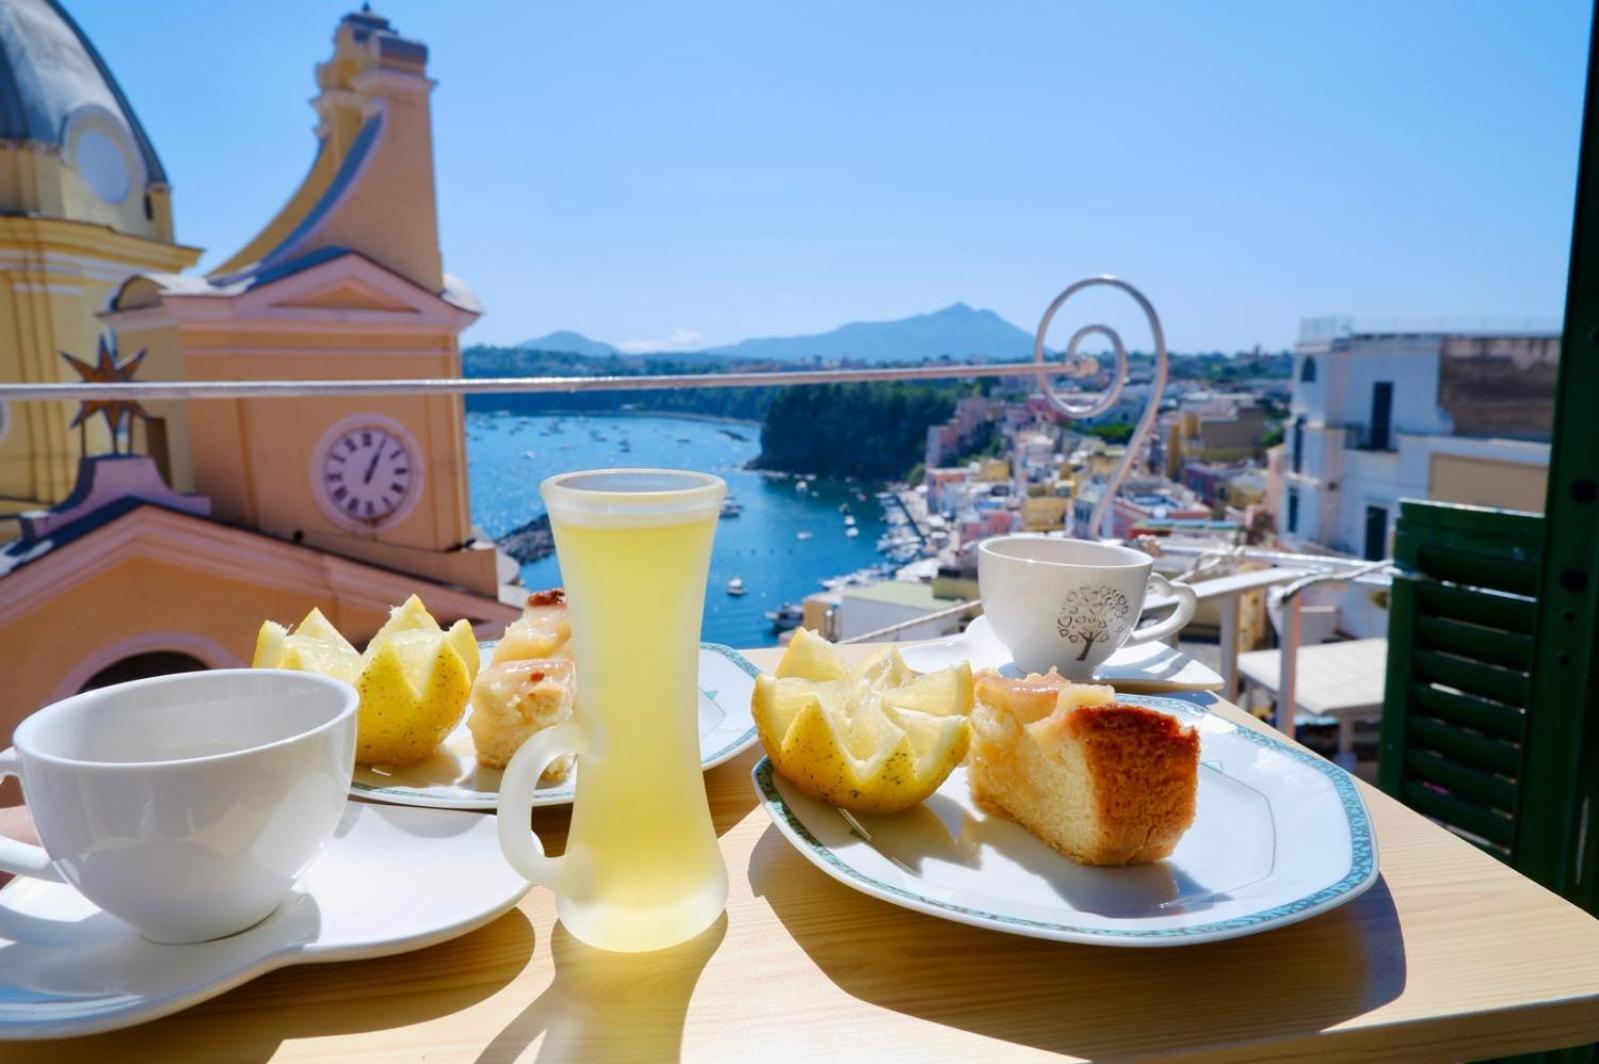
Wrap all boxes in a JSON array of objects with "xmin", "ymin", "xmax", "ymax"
[
  {"xmin": 79, "ymin": 651, "xmax": 207, "ymax": 693},
  {"xmin": 1300, "ymin": 357, "xmax": 1318, "ymax": 383}
]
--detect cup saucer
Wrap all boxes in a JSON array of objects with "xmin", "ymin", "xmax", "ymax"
[
  {"xmin": 900, "ymin": 616, "xmax": 1224, "ymax": 692},
  {"xmin": 0, "ymin": 801, "xmax": 529, "ymax": 1040}
]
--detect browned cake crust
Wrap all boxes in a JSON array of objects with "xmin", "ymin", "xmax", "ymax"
[
  {"xmin": 968, "ymin": 675, "xmax": 1199, "ymax": 866},
  {"xmin": 1058, "ymin": 702, "xmax": 1198, "ymax": 864}
]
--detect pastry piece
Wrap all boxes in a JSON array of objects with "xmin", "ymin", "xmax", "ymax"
[
  {"xmin": 468, "ymin": 588, "xmax": 578, "ymax": 776},
  {"xmin": 969, "ymin": 669, "xmax": 1198, "ymax": 866},
  {"xmin": 490, "ymin": 588, "xmax": 572, "ymax": 665},
  {"xmin": 467, "ymin": 659, "xmax": 576, "ymax": 778}
]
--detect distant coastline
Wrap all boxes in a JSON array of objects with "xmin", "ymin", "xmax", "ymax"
[{"xmin": 522, "ymin": 408, "xmax": 761, "ymax": 429}]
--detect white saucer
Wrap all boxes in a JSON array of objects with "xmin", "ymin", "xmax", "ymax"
[
  {"xmin": 351, "ymin": 642, "xmax": 761, "ymax": 810},
  {"xmin": 0, "ymin": 802, "xmax": 529, "ymax": 1040},
  {"xmin": 900, "ymin": 616, "xmax": 1223, "ymax": 692},
  {"xmin": 755, "ymin": 693, "xmax": 1376, "ymax": 947}
]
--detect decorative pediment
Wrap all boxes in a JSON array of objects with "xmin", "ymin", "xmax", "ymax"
[
  {"xmin": 107, "ymin": 250, "xmax": 480, "ymax": 332},
  {"xmin": 245, "ymin": 252, "xmax": 463, "ymax": 323},
  {"xmin": 269, "ymin": 277, "xmax": 419, "ymax": 314}
]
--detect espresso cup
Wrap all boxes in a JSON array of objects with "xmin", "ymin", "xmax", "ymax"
[
  {"xmin": 0, "ymin": 669, "xmax": 357, "ymax": 943},
  {"xmin": 978, "ymin": 536, "xmax": 1198, "ymax": 680}
]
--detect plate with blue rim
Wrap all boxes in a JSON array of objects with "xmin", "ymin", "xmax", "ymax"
[
  {"xmin": 351, "ymin": 642, "xmax": 760, "ymax": 810},
  {"xmin": 752, "ymin": 693, "xmax": 1378, "ymax": 947}
]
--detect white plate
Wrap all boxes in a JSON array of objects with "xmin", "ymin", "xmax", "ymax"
[
  {"xmin": 901, "ymin": 615, "xmax": 1224, "ymax": 692},
  {"xmin": 753, "ymin": 693, "xmax": 1377, "ymax": 947},
  {"xmin": 351, "ymin": 642, "xmax": 761, "ymax": 810},
  {"xmin": 0, "ymin": 802, "xmax": 529, "ymax": 1040}
]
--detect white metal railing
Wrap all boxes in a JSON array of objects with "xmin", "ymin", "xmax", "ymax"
[
  {"xmin": 0, "ymin": 360, "xmax": 1055, "ymax": 402},
  {"xmin": 837, "ymin": 552, "xmax": 1394, "ymax": 721},
  {"xmin": 1271, "ymin": 559, "xmax": 1395, "ymax": 737},
  {"xmin": 0, "ymin": 275, "xmax": 1170, "ymax": 542}
]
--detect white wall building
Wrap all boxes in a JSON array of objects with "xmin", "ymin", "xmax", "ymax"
[{"xmin": 1278, "ymin": 323, "xmax": 1556, "ymax": 563}]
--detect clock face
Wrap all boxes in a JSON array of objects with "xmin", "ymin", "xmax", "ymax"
[{"xmin": 314, "ymin": 418, "xmax": 420, "ymax": 531}]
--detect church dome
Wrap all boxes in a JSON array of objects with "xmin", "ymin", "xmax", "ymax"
[{"xmin": 0, "ymin": 0, "xmax": 168, "ymax": 208}]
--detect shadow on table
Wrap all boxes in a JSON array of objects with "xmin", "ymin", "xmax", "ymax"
[
  {"xmin": 747, "ymin": 826, "xmax": 1406, "ymax": 1059},
  {"xmin": 474, "ymin": 915, "xmax": 726, "ymax": 1063},
  {"xmin": 4, "ymin": 907, "xmax": 537, "ymax": 1064},
  {"xmin": 705, "ymin": 748, "xmax": 762, "ymax": 837}
]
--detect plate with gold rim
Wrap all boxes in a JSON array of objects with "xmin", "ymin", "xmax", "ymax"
[
  {"xmin": 753, "ymin": 693, "xmax": 1377, "ymax": 947},
  {"xmin": 350, "ymin": 642, "xmax": 761, "ymax": 810}
]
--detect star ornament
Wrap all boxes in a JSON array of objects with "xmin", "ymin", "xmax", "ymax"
[{"xmin": 61, "ymin": 333, "xmax": 149, "ymax": 454}]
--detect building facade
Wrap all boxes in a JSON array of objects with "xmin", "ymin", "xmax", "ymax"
[
  {"xmin": 0, "ymin": 0, "xmax": 201, "ymax": 511},
  {"xmin": 1277, "ymin": 325, "xmax": 1556, "ymax": 559},
  {"xmin": 0, "ymin": 7, "xmax": 517, "ymax": 728}
]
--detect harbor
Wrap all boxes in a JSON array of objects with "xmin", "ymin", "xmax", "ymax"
[{"xmin": 467, "ymin": 411, "xmax": 900, "ymax": 647}]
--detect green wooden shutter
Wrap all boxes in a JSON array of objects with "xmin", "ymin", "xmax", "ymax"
[{"xmin": 1520, "ymin": 4, "xmax": 1599, "ymax": 910}]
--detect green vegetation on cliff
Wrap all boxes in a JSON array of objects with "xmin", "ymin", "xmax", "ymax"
[
  {"xmin": 462, "ymin": 346, "xmax": 771, "ymax": 421},
  {"xmin": 752, "ymin": 383, "xmax": 955, "ymax": 479}
]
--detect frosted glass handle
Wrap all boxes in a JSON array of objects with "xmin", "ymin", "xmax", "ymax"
[
  {"xmin": 1125, "ymin": 575, "xmax": 1197, "ymax": 646},
  {"xmin": 496, "ymin": 721, "xmax": 584, "ymax": 894},
  {"xmin": 0, "ymin": 749, "xmax": 63, "ymax": 882}
]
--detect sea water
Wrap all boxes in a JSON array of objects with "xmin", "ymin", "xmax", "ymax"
[{"xmin": 466, "ymin": 412, "xmax": 897, "ymax": 647}]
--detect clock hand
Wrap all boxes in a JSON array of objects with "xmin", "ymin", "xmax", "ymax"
[{"xmin": 363, "ymin": 432, "xmax": 387, "ymax": 485}]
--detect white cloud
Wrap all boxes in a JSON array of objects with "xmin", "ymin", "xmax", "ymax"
[{"xmin": 615, "ymin": 328, "xmax": 708, "ymax": 354}]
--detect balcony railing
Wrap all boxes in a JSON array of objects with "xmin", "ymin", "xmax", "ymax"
[{"xmin": 1344, "ymin": 425, "xmax": 1396, "ymax": 452}]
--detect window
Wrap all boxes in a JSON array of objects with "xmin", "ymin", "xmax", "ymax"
[
  {"xmin": 1300, "ymin": 356, "xmax": 1317, "ymax": 383},
  {"xmin": 80, "ymin": 651, "xmax": 207, "ymax": 693},
  {"xmin": 1369, "ymin": 381, "xmax": 1393, "ymax": 451},
  {"xmin": 1364, "ymin": 504, "xmax": 1388, "ymax": 561},
  {"xmin": 1291, "ymin": 416, "xmax": 1305, "ymax": 473},
  {"xmin": 1287, "ymin": 488, "xmax": 1300, "ymax": 533}
]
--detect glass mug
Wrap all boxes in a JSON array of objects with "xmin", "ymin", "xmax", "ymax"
[{"xmin": 498, "ymin": 469, "xmax": 727, "ymax": 952}]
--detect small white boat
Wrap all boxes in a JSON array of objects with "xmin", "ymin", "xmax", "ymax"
[
  {"xmin": 726, "ymin": 577, "xmax": 747, "ymax": 597},
  {"xmin": 845, "ymin": 527, "xmax": 860, "ymax": 537},
  {"xmin": 796, "ymin": 481, "xmax": 810, "ymax": 494},
  {"xmin": 843, "ymin": 515, "xmax": 856, "ymax": 526},
  {"xmin": 522, "ymin": 450, "xmax": 538, "ymax": 459},
  {"xmin": 796, "ymin": 530, "xmax": 813, "ymax": 541}
]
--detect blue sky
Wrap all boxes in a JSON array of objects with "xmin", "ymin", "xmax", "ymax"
[{"xmin": 70, "ymin": 1, "xmax": 1592, "ymax": 352}]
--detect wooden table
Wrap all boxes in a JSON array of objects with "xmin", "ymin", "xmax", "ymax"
[
  {"xmin": 11, "ymin": 644, "xmax": 1599, "ymax": 1062},
  {"xmin": 1238, "ymin": 637, "xmax": 1389, "ymax": 764}
]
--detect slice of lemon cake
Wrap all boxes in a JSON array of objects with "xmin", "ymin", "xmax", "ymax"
[
  {"xmin": 468, "ymin": 658, "xmax": 576, "ymax": 775},
  {"xmin": 468, "ymin": 588, "xmax": 578, "ymax": 776},
  {"xmin": 969, "ymin": 669, "xmax": 1198, "ymax": 866}
]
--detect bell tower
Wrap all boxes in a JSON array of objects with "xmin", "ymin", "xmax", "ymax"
[{"xmin": 103, "ymin": 8, "xmax": 502, "ymax": 597}]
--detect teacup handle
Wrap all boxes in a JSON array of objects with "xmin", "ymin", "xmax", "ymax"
[
  {"xmin": 0, "ymin": 749, "xmax": 63, "ymax": 882},
  {"xmin": 496, "ymin": 721, "xmax": 585, "ymax": 895},
  {"xmin": 1124, "ymin": 575, "xmax": 1198, "ymax": 646}
]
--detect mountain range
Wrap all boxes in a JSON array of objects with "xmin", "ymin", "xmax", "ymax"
[{"xmin": 517, "ymin": 303, "xmax": 1037, "ymax": 364}]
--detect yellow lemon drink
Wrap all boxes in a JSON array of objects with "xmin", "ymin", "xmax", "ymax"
[{"xmin": 497, "ymin": 469, "xmax": 727, "ymax": 952}]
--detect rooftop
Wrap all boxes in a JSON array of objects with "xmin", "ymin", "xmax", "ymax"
[{"xmin": 841, "ymin": 580, "xmax": 944, "ymax": 610}]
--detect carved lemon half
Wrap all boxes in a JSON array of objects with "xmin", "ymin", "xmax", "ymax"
[
  {"xmin": 752, "ymin": 628, "xmax": 973, "ymax": 814},
  {"xmin": 254, "ymin": 595, "xmax": 478, "ymax": 766}
]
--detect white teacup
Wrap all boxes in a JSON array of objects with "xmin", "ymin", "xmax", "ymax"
[
  {"xmin": 0, "ymin": 669, "xmax": 357, "ymax": 943},
  {"xmin": 978, "ymin": 536, "xmax": 1198, "ymax": 680}
]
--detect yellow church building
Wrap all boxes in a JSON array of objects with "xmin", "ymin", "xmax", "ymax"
[{"xmin": 0, "ymin": 3, "xmax": 517, "ymax": 729}]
